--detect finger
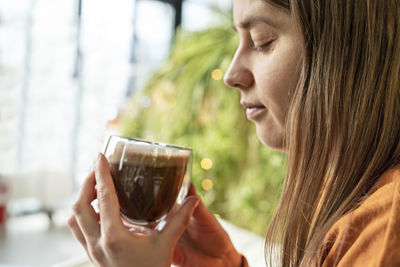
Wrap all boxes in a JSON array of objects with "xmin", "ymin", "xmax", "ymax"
[
  {"xmin": 68, "ymin": 215, "xmax": 94, "ymax": 262},
  {"xmin": 186, "ymin": 184, "xmax": 217, "ymax": 224},
  {"xmin": 187, "ymin": 182, "xmax": 197, "ymax": 196},
  {"xmin": 166, "ymin": 183, "xmax": 197, "ymax": 219},
  {"xmin": 93, "ymin": 186, "xmax": 97, "ymax": 201},
  {"xmin": 192, "ymin": 194, "xmax": 220, "ymax": 226},
  {"xmin": 161, "ymin": 195, "xmax": 200, "ymax": 244},
  {"xmin": 95, "ymin": 153, "xmax": 123, "ymax": 231},
  {"xmin": 179, "ymin": 183, "xmax": 221, "ymax": 228},
  {"xmin": 68, "ymin": 215, "xmax": 87, "ymax": 247},
  {"xmin": 72, "ymin": 171, "xmax": 101, "ymax": 241},
  {"xmin": 172, "ymin": 245, "xmax": 184, "ymax": 266}
]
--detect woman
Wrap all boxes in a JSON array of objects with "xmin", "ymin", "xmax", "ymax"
[{"xmin": 68, "ymin": 0, "xmax": 400, "ymax": 266}]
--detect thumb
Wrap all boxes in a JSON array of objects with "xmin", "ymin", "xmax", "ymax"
[{"xmin": 161, "ymin": 195, "xmax": 200, "ymax": 244}]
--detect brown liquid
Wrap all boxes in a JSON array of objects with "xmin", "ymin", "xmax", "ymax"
[{"xmin": 109, "ymin": 153, "xmax": 189, "ymax": 224}]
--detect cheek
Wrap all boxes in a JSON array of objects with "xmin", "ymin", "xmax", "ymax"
[
  {"xmin": 253, "ymin": 58, "xmax": 300, "ymax": 151},
  {"xmin": 255, "ymin": 54, "xmax": 300, "ymax": 116},
  {"xmin": 255, "ymin": 69, "xmax": 292, "ymax": 119}
]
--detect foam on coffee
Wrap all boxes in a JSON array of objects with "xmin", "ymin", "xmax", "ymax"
[{"xmin": 108, "ymin": 141, "xmax": 190, "ymax": 167}]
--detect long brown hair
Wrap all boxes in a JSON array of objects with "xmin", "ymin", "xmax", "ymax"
[{"xmin": 263, "ymin": 0, "xmax": 400, "ymax": 266}]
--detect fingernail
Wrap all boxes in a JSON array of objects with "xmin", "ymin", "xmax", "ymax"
[
  {"xmin": 194, "ymin": 198, "xmax": 200, "ymax": 208},
  {"xmin": 185, "ymin": 196, "xmax": 200, "ymax": 208}
]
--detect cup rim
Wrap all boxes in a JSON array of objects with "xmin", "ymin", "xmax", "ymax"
[{"xmin": 106, "ymin": 135, "xmax": 192, "ymax": 152}]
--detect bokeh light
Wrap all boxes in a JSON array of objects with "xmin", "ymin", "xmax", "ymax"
[
  {"xmin": 200, "ymin": 158, "xmax": 213, "ymax": 170},
  {"xmin": 201, "ymin": 178, "xmax": 214, "ymax": 191},
  {"xmin": 211, "ymin": 69, "xmax": 223, "ymax": 80}
]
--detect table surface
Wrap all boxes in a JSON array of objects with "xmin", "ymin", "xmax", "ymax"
[{"xmin": 0, "ymin": 211, "xmax": 268, "ymax": 267}]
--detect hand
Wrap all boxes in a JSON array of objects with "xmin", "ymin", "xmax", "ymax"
[
  {"xmin": 68, "ymin": 153, "xmax": 200, "ymax": 267},
  {"xmin": 172, "ymin": 184, "xmax": 243, "ymax": 267}
]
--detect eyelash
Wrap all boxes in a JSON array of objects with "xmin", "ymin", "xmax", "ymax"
[{"xmin": 251, "ymin": 41, "xmax": 273, "ymax": 52}]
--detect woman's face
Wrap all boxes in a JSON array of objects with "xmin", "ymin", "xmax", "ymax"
[{"xmin": 224, "ymin": 0, "xmax": 303, "ymax": 151}]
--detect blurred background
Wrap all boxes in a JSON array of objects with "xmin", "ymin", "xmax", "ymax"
[{"xmin": 0, "ymin": 0, "xmax": 285, "ymax": 265}]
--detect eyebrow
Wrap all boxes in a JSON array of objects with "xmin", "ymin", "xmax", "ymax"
[{"xmin": 232, "ymin": 16, "xmax": 278, "ymax": 32}]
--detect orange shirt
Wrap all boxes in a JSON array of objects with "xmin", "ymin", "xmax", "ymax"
[{"xmin": 320, "ymin": 168, "xmax": 400, "ymax": 266}]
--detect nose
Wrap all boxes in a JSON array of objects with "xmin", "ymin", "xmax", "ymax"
[{"xmin": 224, "ymin": 48, "xmax": 254, "ymax": 90}]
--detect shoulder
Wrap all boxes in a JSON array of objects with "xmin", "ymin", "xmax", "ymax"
[{"xmin": 321, "ymin": 168, "xmax": 400, "ymax": 267}]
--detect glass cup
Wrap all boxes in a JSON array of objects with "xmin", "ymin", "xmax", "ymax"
[{"xmin": 104, "ymin": 135, "xmax": 192, "ymax": 234}]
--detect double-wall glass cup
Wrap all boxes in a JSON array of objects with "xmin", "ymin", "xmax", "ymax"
[{"xmin": 104, "ymin": 135, "xmax": 192, "ymax": 234}]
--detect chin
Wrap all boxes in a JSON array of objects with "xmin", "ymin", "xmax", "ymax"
[{"xmin": 256, "ymin": 124, "xmax": 286, "ymax": 152}]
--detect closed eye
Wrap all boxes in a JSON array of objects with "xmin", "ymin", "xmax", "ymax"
[{"xmin": 251, "ymin": 40, "xmax": 274, "ymax": 52}]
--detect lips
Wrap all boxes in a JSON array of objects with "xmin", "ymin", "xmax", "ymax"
[{"xmin": 240, "ymin": 101, "xmax": 267, "ymax": 121}]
